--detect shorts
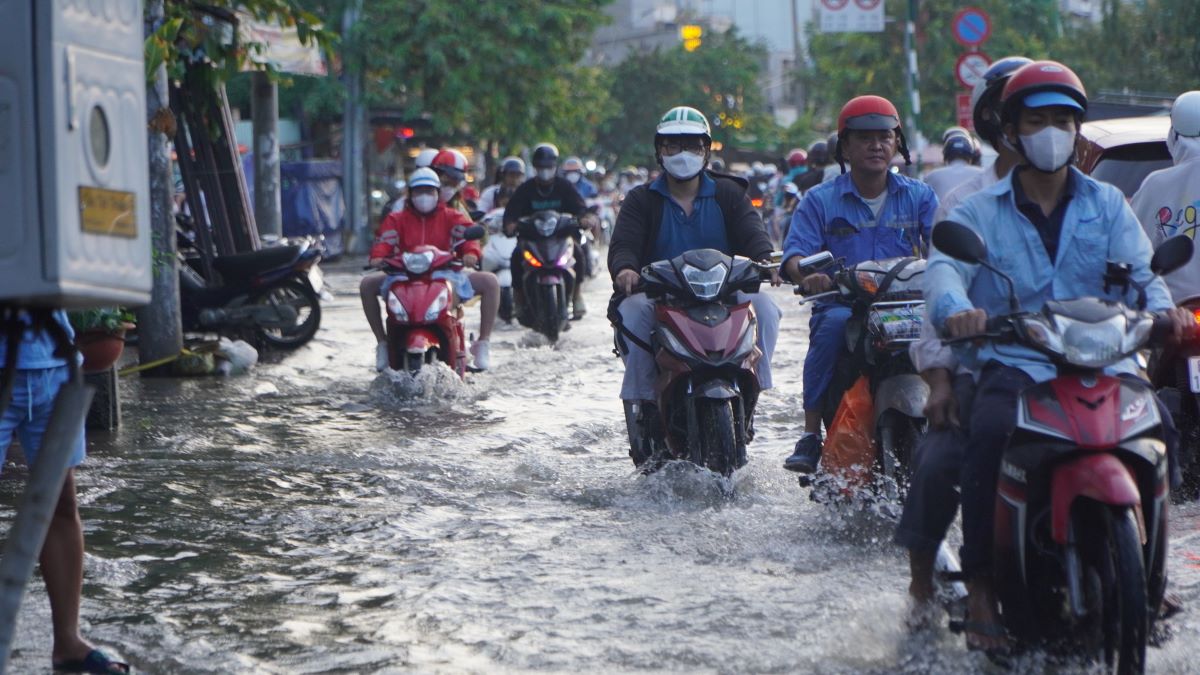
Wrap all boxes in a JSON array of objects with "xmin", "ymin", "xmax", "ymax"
[{"xmin": 0, "ymin": 366, "xmax": 86, "ymax": 472}]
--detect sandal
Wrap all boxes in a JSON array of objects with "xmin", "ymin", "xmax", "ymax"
[
  {"xmin": 963, "ymin": 620, "xmax": 1011, "ymax": 658},
  {"xmin": 53, "ymin": 649, "xmax": 130, "ymax": 674}
]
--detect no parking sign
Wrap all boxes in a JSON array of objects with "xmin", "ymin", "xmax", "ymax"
[{"xmin": 952, "ymin": 7, "xmax": 991, "ymax": 48}]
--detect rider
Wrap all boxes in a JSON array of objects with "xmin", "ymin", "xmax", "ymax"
[
  {"xmin": 478, "ymin": 156, "xmax": 526, "ymax": 213},
  {"xmin": 562, "ymin": 156, "xmax": 599, "ymax": 199},
  {"xmin": 893, "ymin": 56, "xmax": 1031, "ymax": 619},
  {"xmin": 926, "ymin": 60, "xmax": 1191, "ymax": 651},
  {"xmin": 503, "ymin": 142, "xmax": 596, "ymax": 320},
  {"xmin": 781, "ymin": 94, "xmax": 938, "ymax": 473},
  {"xmin": 795, "ymin": 141, "xmax": 829, "ymax": 195},
  {"xmin": 608, "ymin": 105, "xmax": 782, "ymax": 467},
  {"xmin": 1131, "ymin": 90, "xmax": 1200, "ymax": 303},
  {"xmin": 361, "ymin": 167, "xmax": 500, "ymax": 371},
  {"xmin": 922, "ymin": 129, "xmax": 982, "ymax": 201},
  {"xmin": 388, "ymin": 148, "xmax": 440, "ymax": 214},
  {"xmin": 430, "ymin": 149, "xmax": 474, "ymax": 214}
]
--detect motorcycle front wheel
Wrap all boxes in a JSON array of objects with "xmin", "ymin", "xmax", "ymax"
[
  {"xmin": 1090, "ymin": 506, "xmax": 1148, "ymax": 675},
  {"xmin": 539, "ymin": 284, "xmax": 561, "ymax": 342},
  {"xmin": 253, "ymin": 278, "xmax": 322, "ymax": 349},
  {"xmin": 696, "ymin": 399, "xmax": 739, "ymax": 477}
]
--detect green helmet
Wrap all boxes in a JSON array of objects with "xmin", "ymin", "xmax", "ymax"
[{"xmin": 656, "ymin": 106, "xmax": 711, "ymax": 138}]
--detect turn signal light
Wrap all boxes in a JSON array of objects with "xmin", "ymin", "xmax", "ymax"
[
  {"xmin": 523, "ymin": 250, "xmax": 543, "ymax": 268},
  {"xmin": 1193, "ymin": 309, "xmax": 1200, "ymax": 324},
  {"xmin": 751, "ymin": 198, "xmax": 764, "ymax": 209}
]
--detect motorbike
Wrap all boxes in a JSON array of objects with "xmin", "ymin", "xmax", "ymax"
[
  {"xmin": 794, "ymin": 252, "xmax": 929, "ymax": 496},
  {"xmin": 586, "ymin": 195, "xmax": 617, "ymax": 248},
  {"xmin": 934, "ymin": 220, "xmax": 1194, "ymax": 673},
  {"xmin": 622, "ymin": 248, "xmax": 768, "ymax": 478},
  {"xmin": 1148, "ymin": 296, "xmax": 1200, "ymax": 500},
  {"xmin": 480, "ymin": 208, "xmax": 516, "ymax": 323},
  {"xmin": 514, "ymin": 210, "xmax": 581, "ymax": 342},
  {"xmin": 177, "ymin": 218, "xmax": 324, "ymax": 349},
  {"xmin": 378, "ymin": 225, "xmax": 485, "ymax": 377}
]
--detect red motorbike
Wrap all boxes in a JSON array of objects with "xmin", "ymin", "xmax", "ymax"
[
  {"xmin": 622, "ymin": 248, "xmax": 768, "ymax": 477},
  {"xmin": 380, "ymin": 225, "xmax": 484, "ymax": 377},
  {"xmin": 934, "ymin": 221, "xmax": 1193, "ymax": 673}
]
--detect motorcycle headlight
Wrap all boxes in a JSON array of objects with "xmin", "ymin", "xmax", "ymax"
[
  {"xmin": 556, "ymin": 247, "xmax": 573, "ymax": 268},
  {"xmin": 1121, "ymin": 316, "xmax": 1154, "ymax": 354},
  {"xmin": 1055, "ymin": 314, "xmax": 1125, "ymax": 368},
  {"xmin": 536, "ymin": 216, "xmax": 559, "ymax": 237},
  {"xmin": 730, "ymin": 321, "xmax": 757, "ymax": 361},
  {"xmin": 1017, "ymin": 315, "xmax": 1063, "ymax": 356},
  {"xmin": 387, "ymin": 291, "xmax": 408, "ymax": 322},
  {"xmin": 681, "ymin": 263, "xmax": 728, "ymax": 301},
  {"xmin": 658, "ymin": 327, "xmax": 696, "ymax": 361},
  {"xmin": 424, "ymin": 287, "xmax": 450, "ymax": 322},
  {"xmin": 403, "ymin": 251, "xmax": 435, "ymax": 275}
]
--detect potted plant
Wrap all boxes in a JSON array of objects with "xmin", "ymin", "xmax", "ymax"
[{"xmin": 67, "ymin": 308, "xmax": 136, "ymax": 373}]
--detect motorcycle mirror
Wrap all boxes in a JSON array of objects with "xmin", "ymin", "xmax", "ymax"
[
  {"xmin": 931, "ymin": 220, "xmax": 987, "ymax": 264},
  {"xmin": 462, "ymin": 224, "xmax": 486, "ymax": 241},
  {"xmin": 468, "ymin": 210, "xmax": 486, "ymax": 222},
  {"xmin": 1150, "ymin": 234, "xmax": 1194, "ymax": 276},
  {"xmin": 796, "ymin": 251, "xmax": 834, "ymax": 274}
]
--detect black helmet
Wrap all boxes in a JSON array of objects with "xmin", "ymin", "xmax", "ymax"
[
  {"xmin": 942, "ymin": 134, "xmax": 977, "ymax": 163},
  {"xmin": 500, "ymin": 156, "xmax": 525, "ymax": 175},
  {"xmin": 531, "ymin": 143, "xmax": 559, "ymax": 169},
  {"xmin": 807, "ymin": 140, "xmax": 829, "ymax": 166},
  {"xmin": 970, "ymin": 56, "xmax": 1033, "ymax": 148}
]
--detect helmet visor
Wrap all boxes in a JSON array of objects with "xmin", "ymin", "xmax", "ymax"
[
  {"xmin": 844, "ymin": 113, "xmax": 900, "ymax": 131},
  {"xmin": 1023, "ymin": 91, "xmax": 1084, "ymax": 111}
]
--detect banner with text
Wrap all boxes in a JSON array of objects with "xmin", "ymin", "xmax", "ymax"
[{"xmin": 817, "ymin": 0, "xmax": 885, "ymax": 33}]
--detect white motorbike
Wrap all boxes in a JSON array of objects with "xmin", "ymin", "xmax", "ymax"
[{"xmin": 480, "ymin": 208, "xmax": 517, "ymax": 323}]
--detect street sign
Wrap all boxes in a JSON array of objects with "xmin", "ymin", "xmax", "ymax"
[
  {"xmin": 955, "ymin": 51, "xmax": 992, "ymax": 90},
  {"xmin": 818, "ymin": 0, "xmax": 884, "ymax": 33},
  {"xmin": 951, "ymin": 7, "xmax": 991, "ymax": 47},
  {"xmin": 956, "ymin": 93, "xmax": 974, "ymax": 130}
]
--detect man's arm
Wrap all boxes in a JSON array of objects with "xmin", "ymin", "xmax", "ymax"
[
  {"xmin": 925, "ymin": 201, "xmax": 983, "ymax": 332},
  {"xmin": 608, "ymin": 187, "xmax": 650, "ymax": 281},
  {"xmin": 725, "ymin": 183, "xmax": 773, "ymax": 261},
  {"xmin": 781, "ymin": 192, "xmax": 826, "ymax": 281},
  {"xmin": 917, "ymin": 182, "xmax": 939, "ymax": 248},
  {"xmin": 503, "ymin": 184, "xmax": 531, "ymax": 229}
]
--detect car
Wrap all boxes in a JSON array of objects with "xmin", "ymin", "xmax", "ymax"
[{"xmin": 1076, "ymin": 115, "xmax": 1172, "ymax": 198}]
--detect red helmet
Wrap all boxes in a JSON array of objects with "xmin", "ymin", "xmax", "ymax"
[
  {"xmin": 835, "ymin": 95, "xmax": 910, "ymax": 166},
  {"xmin": 999, "ymin": 60, "xmax": 1087, "ymax": 124},
  {"xmin": 431, "ymin": 149, "xmax": 469, "ymax": 182},
  {"xmin": 786, "ymin": 149, "xmax": 807, "ymax": 168}
]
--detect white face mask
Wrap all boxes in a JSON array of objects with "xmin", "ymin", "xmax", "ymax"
[
  {"xmin": 537, "ymin": 168, "xmax": 556, "ymax": 182},
  {"xmin": 412, "ymin": 193, "xmax": 438, "ymax": 213},
  {"xmin": 439, "ymin": 186, "xmax": 458, "ymax": 203},
  {"xmin": 565, "ymin": 172, "xmax": 581, "ymax": 184},
  {"xmin": 662, "ymin": 151, "xmax": 706, "ymax": 180},
  {"xmin": 1019, "ymin": 126, "xmax": 1076, "ymax": 173}
]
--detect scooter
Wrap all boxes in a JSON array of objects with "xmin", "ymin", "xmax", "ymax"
[
  {"xmin": 1148, "ymin": 295, "xmax": 1200, "ymax": 500},
  {"xmin": 934, "ymin": 220, "xmax": 1194, "ymax": 673},
  {"xmin": 794, "ymin": 251, "xmax": 929, "ymax": 497},
  {"xmin": 514, "ymin": 210, "xmax": 580, "ymax": 342},
  {"xmin": 480, "ymin": 208, "xmax": 516, "ymax": 323},
  {"xmin": 622, "ymin": 248, "xmax": 767, "ymax": 478},
  {"xmin": 177, "ymin": 226, "xmax": 324, "ymax": 350},
  {"xmin": 379, "ymin": 225, "xmax": 485, "ymax": 377}
]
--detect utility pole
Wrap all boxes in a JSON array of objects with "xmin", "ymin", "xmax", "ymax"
[
  {"xmin": 251, "ymin": 71, "xmax": 281, "ymax": 239},
  {"xmin": 342, "ymin": 0, "xmax": 369, "ymax": 254},
  {"xmin": 904, "ymin": 0, "xmax": 924, "ymax": 172},
  {"xmin": 137, "ymin": 0, "xmax": 183, "ymax": 374}
]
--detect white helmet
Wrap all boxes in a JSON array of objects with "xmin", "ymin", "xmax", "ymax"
[
  {"xmin": 414, "ymin": 148, "xmax": 439, "ymax": 168},
  {"xmin": 1171, "ymin": 91, "xmax": 1200, "ymax": 137},
  {"xmin": 407, "ymin": 167, "xmax": 440, "ymax": 190}
]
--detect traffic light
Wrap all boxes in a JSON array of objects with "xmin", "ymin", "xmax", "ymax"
[{"xmin": 680, "ymin": 24, "xmax": 702, "ymax": 52}]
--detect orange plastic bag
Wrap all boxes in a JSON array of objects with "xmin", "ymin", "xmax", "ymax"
[{"xmin": 821, "ymin": 376, "xmax": 876, "ymax": 489}]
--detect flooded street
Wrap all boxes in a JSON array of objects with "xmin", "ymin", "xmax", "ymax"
[{"xmin": 5, "ymin": 260, "xmax": 1200, "ymax": 673}]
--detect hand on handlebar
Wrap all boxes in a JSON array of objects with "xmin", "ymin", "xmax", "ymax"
[
  {"xmin": 461, "ymin": 253, "xmax": 479, "ymax": 269},
  {"xmin": 368, "ymin": 257, "xmax": 384, "ymax": 269},
  {"xmin": 615, "ymin": 268, "xmax": 640, "ymax": 296},
  {"xmin": 945, "ymin": 308, "xmax": 989, "ymax": 339},
  {"xmin": 800, "ymin": 273, "xmax": 834, "ymax": 295},
  {"xmin": 1166, "ymin": 306, "xmax": 1195, "ymax": 344}
]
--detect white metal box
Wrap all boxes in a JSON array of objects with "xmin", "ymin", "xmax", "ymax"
[{"xmin": 0, "ymin": 0, "xmax": 150, "ymax": 308}]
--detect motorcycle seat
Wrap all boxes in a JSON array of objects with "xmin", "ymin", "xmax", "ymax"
[{"xmin": 213, "ymin": 245, "xmax": 301, "ymax": 282}]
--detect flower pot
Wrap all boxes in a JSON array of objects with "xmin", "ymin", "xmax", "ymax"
[{"xmin": 76, "ymin": 328, "xmax": 127, "ymax": 373}]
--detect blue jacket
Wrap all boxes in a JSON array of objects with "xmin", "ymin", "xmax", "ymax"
[
  {"xmin": 783, "ymin": 171, "xmax": 937, "ymax": 267},
  {"xmin": 925, "ymin": 167, "xmax": 1173, "ymax": 383}
]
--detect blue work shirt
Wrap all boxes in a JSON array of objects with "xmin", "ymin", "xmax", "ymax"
[
  {"xmin": 783, "ymin": 170, "xmax": 938, "ymax": 267},
  {"xmin": 0, "ymin": 311, "xmax": 75, "ymax": 370},
  {"xmin": 650, "ymin": 173, "xmax": 730, "ymax": 261},
  {"xmin": 925, "ymin": 167, "xmax": 1173, "ymax": 383},
  {"xmin": 572, "ymin": 177, "xmax": 599, "ymax": 200}
]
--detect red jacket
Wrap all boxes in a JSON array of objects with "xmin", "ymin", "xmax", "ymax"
[{"xmin": 370, "ymin": 202, "xmax": 481, "ymax": 261}]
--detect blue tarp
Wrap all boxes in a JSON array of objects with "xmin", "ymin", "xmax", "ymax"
[{"xmin": 244, "ymin": 156, "xmax": 347, "ymax": 258}]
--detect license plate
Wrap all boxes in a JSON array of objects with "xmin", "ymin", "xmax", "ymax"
[
  {"xmin": 1189, "ymin": 356, "xmax": 1200, "ymax": 393},
  {"xmin": 308, "ymin": 265, "xmax": 324, "ymax": 294}
]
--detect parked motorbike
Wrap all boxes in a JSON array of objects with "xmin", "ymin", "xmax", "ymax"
[
  {"xmin": 622, "ymin": 249, "xmax": 768, "ymax": 478},
  {"xmin": 934, "ymin": 220, "xmax": 1194, "ymax": 673},
  {"xmin": 795, "ymin": 252, "xmax": 929, "ymax": 496},
  {"xmin": 480, "ymin": 208, "xmax": 516, "ymax": 323},
  {"xmin": 378, "ymin": 225, "xmax": 485, "ymax": 377},
  {"xmin": 177, "ymin": 219, "xmax": 323, "ymax": 349},
  {"xmin": 514, "ymin": 210, "xmax": 581, "ymax": 342},
  {"xmin": 1148, "ymin": 295, "xmax": 1200, "ymax": 500}
]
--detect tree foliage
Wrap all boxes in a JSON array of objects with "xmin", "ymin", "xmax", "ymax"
[{"xmin": 597, "ymin": 29, "xmax": 771, "ymax": 167}]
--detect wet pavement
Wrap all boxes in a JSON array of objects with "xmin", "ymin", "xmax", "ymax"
[{"xmin": 4, "ymin": 258, "xmax": 1200, "ymax": 673}]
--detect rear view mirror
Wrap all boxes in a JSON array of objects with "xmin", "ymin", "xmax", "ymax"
[
  {"xmin": 932, "ymin": 220, "xmax": 987, "ymax": 264},
  {"xmin": 796, "ymin": 251, "xmax": 834, "ymax": 274},
  {"xmin": 462, "ymin": 224, "xmax": 486, "ymax": 241},
  {"xmin": 1150, "ymin": 234, "xmax": 1193, "ymax": 276}
]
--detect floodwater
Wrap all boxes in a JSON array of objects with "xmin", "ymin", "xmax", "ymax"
[{"xmin": 4, "ymin": 260, "xmax": 1200, "ymax": 674}]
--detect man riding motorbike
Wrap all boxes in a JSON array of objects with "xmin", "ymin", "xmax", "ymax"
[
  {"xmin": 922, "ymin": 129, "xmax": 983, "ymax": 202},
  {"xmin": 608, "ymin": 105, "xmax": 782, "ymax": 467},
  {"xmin": 926, "ymin": 60, "xmax": 1191, "ymax": 652},
  {"xmin": 359, "ymin": 167, "xmax": 500, "ymax": 371},
  {"xmin": 503, "ymin": 143, "xmax": 597, "ymax": 320},
  {"xmin": 431, "ymin": 149, "xmax": 474, "ymax": 215},
  {"xmin": 795, "ymin": 141, "xmax": 830, "ymax": 195},
  {"xmin": 478, "ymin": 156, "xmax": 526, "ymax": 213},
  {"xmin": 780, "ymin": 95, "xmax": 939, "ymax": 473},
  {"xmin": 562, "ymin": 156, "xmax": 599, "ymax": 200}
]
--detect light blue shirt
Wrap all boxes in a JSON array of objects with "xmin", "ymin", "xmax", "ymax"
[
  {"xmin": 925, "ymin": 167, "xmax": 1173, "ymax": 383},
  {"xmin": 783, "ymin": 171, "xmax": 937, "ymax": 267},
  {"xmin": 0, "ymin": 310, "xmax": 75, "ymax": 370}
]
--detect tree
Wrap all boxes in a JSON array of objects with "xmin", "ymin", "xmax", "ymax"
[{"xmin": 597, "ymin": 29, "xmax": 772, "ymax": 167}]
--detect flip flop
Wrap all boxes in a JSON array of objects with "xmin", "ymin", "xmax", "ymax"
[
  {"xmin": 963, "ymin": 620, "xmax": 1012, "ymax": 662},
  {"xmin": 53, "ymin": 649, "xmax": 130, "ymax": 674}
]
